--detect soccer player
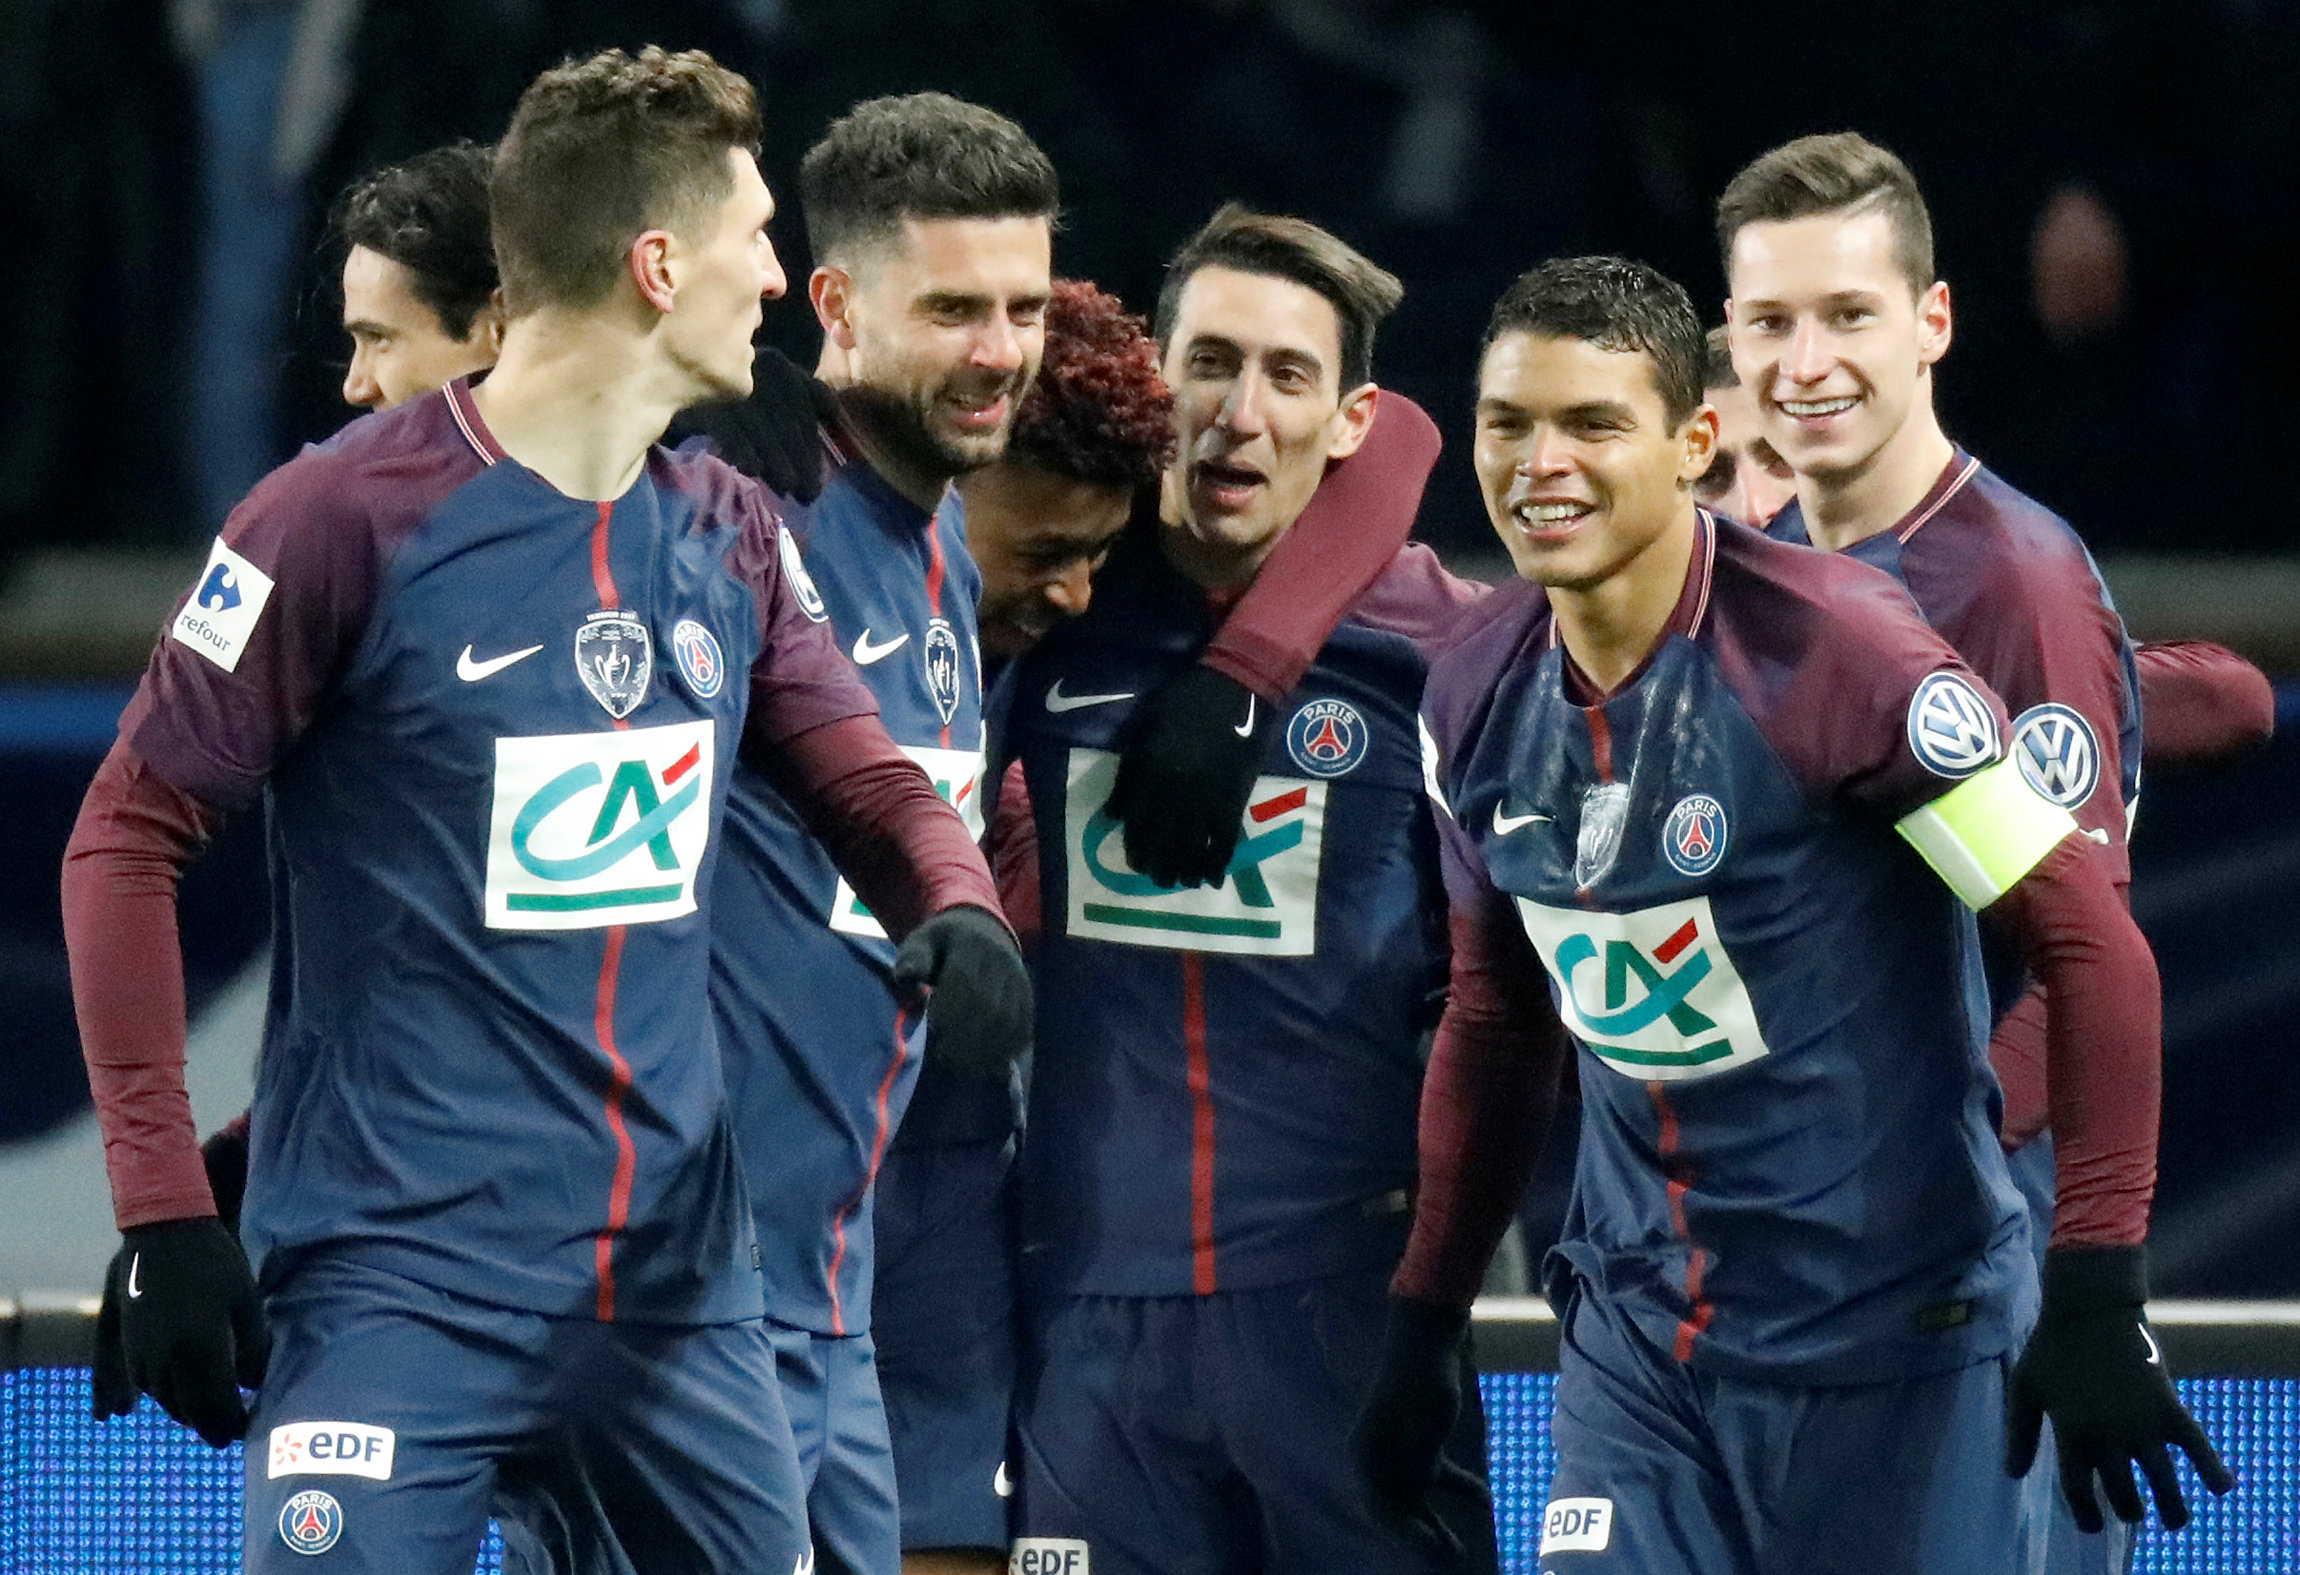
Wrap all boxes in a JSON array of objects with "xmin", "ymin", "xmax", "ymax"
[
  {"xmin": 1001, "ymin": 205, "xmax": 1496, "ymax": 1575},
  {"xmin": 1691, "ymin": 327, "xmax": 1795, "ymax": 529},
  {"xmin": 333, "ymin": 142, "xmax": 505, "ymax": 413},
  {"xmin": 64, "ymin": 47, "xmax": 1028, "ymax": 1575},
  {"xmin": 1354, "ymin": 254, "xmax": 2227, "ymax": 1573}
]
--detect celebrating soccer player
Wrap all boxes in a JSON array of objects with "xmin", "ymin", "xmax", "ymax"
[
  {"xmin": 332, "ymin": 142, "xmax": 505, "ymax": 413},
  {"xmin": 1000, "ymin": 205, "xmax": 1496, "ymax": 1575},
  {"xmin": 1356, "ymin": 255, "xmax": 2227, "ymax": 1572},
  {"xmin": 65, "ymin": 48, "xmax": 1028, "ymax": 1575}
]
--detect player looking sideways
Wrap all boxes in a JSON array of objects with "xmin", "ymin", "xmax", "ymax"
[
  {"xmin": 1002, "ymin": 205, "xmax": 1495, "ymax": 1575},
  {"xmin": 334, "ymin": 142, "xmax": 505, "ymax": 413},
  {"xmin": 1691, "ymin": 327, "xmax": 1796, "ymax": 529},
  {"xmin": 1354, "ymin": 256, "xmax": 2227, "ymax": 1573},
  {"xmin": 63, "ymin": 46, "xmax": 1027, "ymax": 1575}
]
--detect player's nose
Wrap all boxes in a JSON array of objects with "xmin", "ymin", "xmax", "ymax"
[
  {"xmin": 1042, "ymin": 560, "xmax": 1093, "ymax": 617},
  {"xmin": 343, "ymin": 353, "xmax": 382, "ymax": 410},
  {"xmin": 1782, "ymin": 318, "xmax": 1835, "ymax": 383}
]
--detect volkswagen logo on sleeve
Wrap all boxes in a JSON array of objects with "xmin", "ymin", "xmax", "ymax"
[
  {"xmin": 2011, "ymin": 702, "xmax": 2100, "ymax": 809},
  {"xmin": 779, "ymin": 526, "xmax": 828, "ymax": 622},
  {"xmin": 924, "ymin": 618, "xmax": 963, "ymax": 725},
  {"xmin": 575, "ymin": 611, "xmax": 652, "ymax": 719},
  {"xmin": 1906, "ymin": 671, "xmax": 1999, "ymax": 779}
]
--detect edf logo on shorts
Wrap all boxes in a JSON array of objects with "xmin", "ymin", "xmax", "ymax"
[
  {"xmin": 1010, "ymin": 1540, "xmax": 1089, "ymax": 1574},
  {"xmin": 1540, "ymin": 1497, "xmax": 1613, "ymax": 1554},
  {"xmin": 485, "ymin": 721, "xmax": 715, "ymax": 930},
  {"xmin": 170, "ymin": 537, "xmax": 275, "ymax": 674},
  {"xmin": 268, "ymin": 1420, "xmax": 396, "ymax": 1480}
]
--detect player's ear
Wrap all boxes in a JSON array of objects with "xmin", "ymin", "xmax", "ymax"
[
  {"xmin": 628, "ymin": 231, "xmax": 677, "ymax": 315},
  {"xmin": 472, "ymin": 290, "xmax": 508, "ymax": 357},
  {"xmin": 1916, "ymin": 279, "xmax": 1953, "ymax": 368},
  {"xmin": 1677, "ymin": 403, "xmax": 1721, "ymax": 488},
  {"xmin": 810, "ymin": 266, "xmax": 859, "ymax": 352},
  {"xmin": 1325, "ymin": 383, "xmax": 1381, "ymax": 461}
]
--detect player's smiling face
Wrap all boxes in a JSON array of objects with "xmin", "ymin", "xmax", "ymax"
[
  {"xmin": 339, "ymin": 245, "xmax": 501, "ymax": 412},
  {"xmin": 1161, "ymin": 266, "xmax": 1376, "ymax": 584},
  {"xmin": 818, "ymin": 215, "xmax": 1053, "ymax": 479},
  {"xmin": 1473, "ymin": 330, "xmax": 1715, "ymax": 590},
  {"xmin": 665, "ymin": 149, "xmax": 788, "ymax": 402},
  {"xmin": 1725, "ymin": 208, "xmax": 1951, "ymax": 484},
  {"xmin": 1694, "ymin": 378, "xmax": 1798, "ymax": 527}
]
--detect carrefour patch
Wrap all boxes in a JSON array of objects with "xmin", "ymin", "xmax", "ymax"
[
  {"xmin": 171, "ymin": 536, "xmax": 275, "ymax": 674},
  {"xmin": 1661, "ymin": 793, "xmax": 1728, "ymax": 878},
  {"xmin": 1285, "ymin": 698, "xmax": 1368, "ymax": 778},
  {"xmin": 278, "ymin": 1489, "xmax": 343, "ymax": 1556}
]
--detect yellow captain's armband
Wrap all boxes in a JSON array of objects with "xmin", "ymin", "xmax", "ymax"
[{"xmin": 1895, "ymin": 755, "xmax": 2078, "ymax": 910}]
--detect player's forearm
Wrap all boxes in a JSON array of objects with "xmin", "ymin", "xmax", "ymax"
[
  {"xmin": 1988, "ymin": 836, "xmax": 2160, "ymax": 1246},
  {"xmin": 1988, "ymin": 985, "xmax": 2052, "ymax": 1153},
  {"xmin": 62, "ymin": 741, "xmax": 222, "ymax": 1229},
  {"xmin": 760, "ymin": 714, "xmax": 1005, "ymax": 943},
  {"xmin": 1199, "ymin": 391, "xmax": 1440, "ymax": 699},
  {"xmin": 1392, "ymin": 906, "xmax": 1569, "ymax": 1308},
  {"xmin": 2136, "ymin": 640, "xmax": 2275, "ymax": 765}
]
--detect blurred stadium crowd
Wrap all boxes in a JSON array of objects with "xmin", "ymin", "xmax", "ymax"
[{"xmin": 13, "ymin": 0, "xmax": 2300, "ymax": 568}]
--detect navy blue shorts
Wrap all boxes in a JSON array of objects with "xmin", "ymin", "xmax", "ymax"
[
  {"xmin": 245, "ymin": 1255, "xmax": 808, "ymax": 1575},
  {"xmin": 873, "ymin": 1139, "xmax": 1018, "ymax": 1552},
  {"xmin": 1539, "ymin": 1278, "xmax": 2029, "ymax": 1574},
  {"xmin": 1014, "ymin": 1272, "xmax": 1497, "ymax": 1575}
]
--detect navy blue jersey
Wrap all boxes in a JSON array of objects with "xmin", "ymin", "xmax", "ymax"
[
  {"xmin": 712, "ymin": 453, "xmax": 994, "ymax": 1336},
  {"xmin": 1770, "ymin": 451, "xmax": 2142, "ymax": 869},
  {"xmin": 1420, "ymin": 514, "xmax": 2043, "ymax": 1385},
  {"xmin": 1009, "ymin": 532, "xmax": 1478, "ymax": 1298},
  {"xmin": 120, "ymin": 381, "xmax": 878, "ymax": 1325}
]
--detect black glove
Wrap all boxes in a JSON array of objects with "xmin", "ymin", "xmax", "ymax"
[
  {"xmin": 670, "ymin": 345, "xmax": 837, "ymax": 503},
  {"xmin": 1106, "ymin": 665, "xmax": 1275, "ymax": 890},
  {"xmin": 889, "ymin": 904, "xmax": 1033, "ymax": 1079},
  {"xmin": 202, "ymin": 1125, "xmax": 250, "ymax": 1236},
  {"xmin": 2006, "ymin": 1245, "xmax": 2233, "ymax": 1532},
  {"xmin": 97, "ymin": 1218, "xmax": 269, "ymax": 1447},
  {"xmin": 1352, "ymin": 1296, "xmax": 1472, "ymax": 1519}
]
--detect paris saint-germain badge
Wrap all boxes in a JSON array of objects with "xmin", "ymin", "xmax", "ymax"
[
  {"xmin": 672, "ymin": 618, "xmax": 724, "ymax": 700},
  {"xmin": 575, "ymin": 610, "xmax": 652, "ymax": 719},
  {"xmin": 923, "ymin": 618, "xmax": 962, "ymax": 725},
  {"xmin": 1662, "ymin": 793, "xmax": 1728, "ymax": 877},
  {"xmin": 1285, "ymin": 698, "xmax": 1368, "ymax": 778},
  {"xmin": 278, "ymin": 1490, "xmax": 343, "ymax": 1556}
]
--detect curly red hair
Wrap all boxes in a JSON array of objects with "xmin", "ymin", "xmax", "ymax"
[{"xmin": 1008, "ymin": 278, "xmax": 1176, "ymax": 491}]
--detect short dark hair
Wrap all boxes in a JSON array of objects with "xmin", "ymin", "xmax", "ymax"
[
  {"xmin": 1715, "ymin": 132, "xmax": 1934, "ymax": 296},
  {"xmin": 1009, "ymin": 280, "xmax": 1175, "ymax": 492},
  {"xmin": 1483, "ymin": 256, "xmax": 1706, "ymax": 427},
  {"xmin": 799, "ymin": 93, "xmax": 1059, "ymax": 265},
  {"xmin": 1703, "ymin": 325, "xmax": 1738, "ymax": 390},
  {"xmin": 1155, "ymin": 204, "xmax": 1402, "ymax": 392},
  {"xmin": 491, "ymin": 46, "xmax": 761, "ymax": 316},
  {"xmin": 333, "ymin": 142, "xmax": 499, "ymax": 340}
]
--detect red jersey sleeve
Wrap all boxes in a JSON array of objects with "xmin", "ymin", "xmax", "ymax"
[
  {"xmin": 733, "ymin": 500, "xmax": 886, "ymax": 750},
  {"xmin": 1198, "ymin": 392, "xmax": 1442, "ymax": 699},
  {"xmin": 2135, "ymin": 640, "xmax": 2275, "ymax": 766}
]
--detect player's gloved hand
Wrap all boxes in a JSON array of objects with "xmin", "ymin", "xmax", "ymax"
[
  {"xmin": 103, "ymin": 1217, "xmax": 270, "ymax": 1447},
  {"xmin": 1106, "ymin": 665, "xmax": 1275, "ymax": 890},
  {"xmin": 2006, "ymin": 1245, "xmax": 2233, "ymax": 1531},
  {"xmin": 202, "ymin": 1124, "xmax": 250, "ymax": 1236},
  {"xmin": 673, "ymin": 345, "xmax": 836, "ymax": 503},
  {"xmin": 1352, "ymin": 1295, "xmax": 1472, "ymax": 1519},
  {"xmin": 890, "ymin": 903, "xmax": 1033, "ymax": 1079}
]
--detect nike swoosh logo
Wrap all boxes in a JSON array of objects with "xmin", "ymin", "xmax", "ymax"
[
  {"xmin": 1045, "ymin": 680, "xmax": 1136, "ymax": 714},
  {"xmin": 994, "ymin": 1461, "xmax": 1013, "ymax": 1498},
  {"xmin": 1493, "ymin": 806, "xmax": 1554, "ymax": 836},
  {"xmin": 852, "ymin": 629, "xmax": 910, "ymax": 665},
  {"xmin": 127, "ymin": 1252, "xmax": 143, "ymax": 1299},
  {"xmin": 1233, "ymin": 694, "xmax": 1257, "ymax": 737},
  {"xmin": 2140, "ymin": 1323, "xmax": 2162, "ymax": 1366},
  {"xmin": 457, "ymin": 643, "xmax": 544, "ymax": 682}
]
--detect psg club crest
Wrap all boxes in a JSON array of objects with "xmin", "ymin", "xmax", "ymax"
[
  {"xmin": 1574, "ymin": 781, "xmax": 1631, "ymax": 890},
  {"xmin": 2011, "ymin": 702, "xmax": 2100, "ymax": 809},
  {"xmin": 1662, "ymin": 793, "xmax": 1729, "ymax": 878},
  {"xmin": 278, "ymin": 1489, "xmax": 343, "ymax": 1556},
  {"xmin": 1906, "ymin": 671, "xmax": 1998, "ymax": 779},
  {"xmin": 1285, "ymin": 698, "xmax": 1369, "ymax": 778},
  {"xmin": 575, "ymin": 610, "xmax": 652, "ymax": 720},
  {"xmin": 672, "ymin": 618, "xmax": 725, "ymax": 700},
  {"xmin": 923, "ymin": 618, "xmax": 963, "ymax": 725}
]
